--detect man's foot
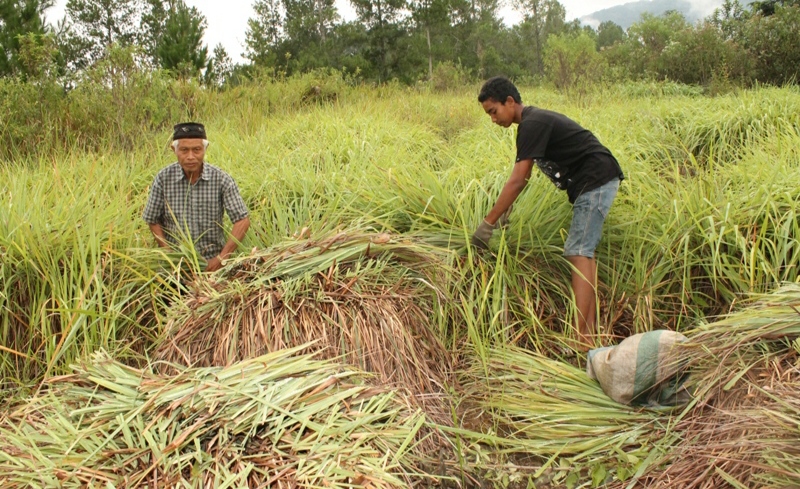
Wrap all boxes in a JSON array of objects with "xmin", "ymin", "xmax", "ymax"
[{"xmin": 574, "ymin": 334, "xmax": 595, "ymax": 353}]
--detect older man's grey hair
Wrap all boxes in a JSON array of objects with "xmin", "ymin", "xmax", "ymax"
[{"xmin": 171, "ymin": 139, "xmax": 210, "ymax": 150}]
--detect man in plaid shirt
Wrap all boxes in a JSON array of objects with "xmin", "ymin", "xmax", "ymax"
[{"xmin": 143, "ymin": 122, "xmax": 250, "ymax": 272}]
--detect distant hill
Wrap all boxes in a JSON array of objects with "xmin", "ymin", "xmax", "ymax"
[{"xmin": 580, "ymin": 0, "xmax": 732, "ymax": 29}]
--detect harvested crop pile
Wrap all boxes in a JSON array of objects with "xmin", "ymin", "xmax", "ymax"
[
  {"xmin": 617, "ymin": 286, "xmax": 800, "ymax": 488},
  {"xmin": 154, "ymin": 231, "xmax": 455, "ymax": 416},
  {"xmin": 458, "ymin": 286, "xmax": 800, "ymax": 488},
  {"xmin": 458, "ymin": 347, "xmax": 671, "ymax": 487},
  {"xmin": 0, "ymin": 347, "xmax": 429, "ymax": 488}
]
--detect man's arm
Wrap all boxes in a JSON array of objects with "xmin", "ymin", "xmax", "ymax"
[
  {"xmin": 484, "ymin": 159, "xmax": 534, "ymax": 224},
  {"xmin": 206, "ymin": 216, "xmax": 250, "ymax": 272},
  {"xmin": 143, "ymin": 173, "xmax": 170, "ymax": 249},
  {"xmin": 148, "ymin": 223, "xmax": 171, "ymax": 249},
  {"xmin": 471, "ymin": 159, "xmax": 535, "ymax": 250}
]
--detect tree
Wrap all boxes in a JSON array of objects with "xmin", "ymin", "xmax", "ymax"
[
  {"xmin": 149, "ymin": 0, "xmax": 208, "ymax": 77},
  {"xmin": 64, "ymin": 0, "xmax": 143, "ymax": 68},
  {"xmin": 350, "ymin": 0, "xmax": 409, "ymax": 81},
  {"xmin": 710, "ymin": 0, "xmax": 749, "ymax": 41},
  {"xmin": 623, "ymin": 11, "xmax": 690, "ymax": 77},
  {"xmin": 0, "ymin": 0, "xmax": 52, "ymax": 76},
  {"xmin": 245, "ymin": 0, "xmax": 283, "ymax": 67},
  {"xmin": 750, "ymin": 0, "xmax": 800, "ymax": 16},
  {"xmin": 743, "ymin": 3, "xmax": 800, "ymax": 84},
  {"xmin": 596, "ymin": 20, "xmax": 625, "ymax": 49},
  {"xmin": 511, "ymin": 0, "xmax": 566, "ymax": 75},
  {"xmin": 245, "ymin": 0, "xmax": 338, "ymax": 74},
  {"xmin": 544, "ymin": 31, "xmax": 604, "ymax": 92},
  {"xmin": 658, "ymin": 23, "xmax": 751, "ymax": 85},
  {"xmin": 409, "ymin": 0, "xmax": 466, "ymax": 80},
  {"xmin": 204, "ymin": 43, "xmax": 233, "ymax": 87},
  {"xmin": 282, "ymin": 0, "xmax": 338, "ymax": 70}
]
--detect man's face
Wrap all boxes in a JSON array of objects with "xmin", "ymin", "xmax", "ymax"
[
  {"xmin": 481, "ymin": 96, "xmax": 517, "ymax": 128},
  {"xmin": 174, "ymin": 138, "xmax": 206, "ymax": 174}
]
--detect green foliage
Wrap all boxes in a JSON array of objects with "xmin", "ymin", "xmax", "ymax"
[
  {"xmin": 621, "ymin": 11, "xmax": 691, "ymax": 78},
  {"xmin": 245, "ymin": 0, "xmax": 340, "ymax": 76},
  {"xmin": 544, "ymin": 31, "xmax": 604, "ymax": 93},
  {"xmin": 153, "ymin": 1, "xmax": 208, "ymax": 77},
  {"xmin": 64, "ymin": 0, "xmax": 143, "ymax": 69},
  {"xmin": 429, "ymin": 60, "xmax": 471, "ymax": 92},
  {"xmin": 350, "ymin": 0, "xmax": 410, "ymax": 82},
  {"xmin": 245, "ymin": 0, "xmax": 283, "ymax": 67},
  {"xmin": 66, "ymin": 45, "xmax": 185, "ymax": 150},
  {"xmin": 140, "ymin": 0, "xmax": 208, "ymax": 79},
  {"xmin": 510, "ymin": 0, "xmax": 567, "ymax": 76},
  {"xmin": 596, "ymin": 20, "xmax": 625, "ymax": 49},
  {"xmin": 0, "ymin": 0, "xmax": 51, "ymax": 77},
  {"xmin": 0, "ymin": 75, "xmax": 61, "ymax": 158},
  {"xmin": 204, "ymin": 43, "xmax": 233, "ymax": 87},
  {"xmin": 0, "ymin": 0, "xmax": 798, "ymax": 89},
  {"xmin": 658, "ymin": 23, "xmax": 752, "ymax": 86},
  {"xmin": 742, "ymin": 5, "xmax": 800, "ymax": 85}
]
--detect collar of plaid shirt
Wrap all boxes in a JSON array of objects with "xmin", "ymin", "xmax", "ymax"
[{"xmin": 172, "ymin": 163, "xmax": 212, "ymax": 183}]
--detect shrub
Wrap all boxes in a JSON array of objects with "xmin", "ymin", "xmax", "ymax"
[
  {"xmin": 430, "ymin": 61, "xmax": 472, "ymax": 93},
  {"xmin": 544, "ymin": 32, "xmax": 605, "ymax": 94}
]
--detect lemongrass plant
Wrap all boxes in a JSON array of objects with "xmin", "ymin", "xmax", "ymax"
[
  {"xmin": 0, "ymin": 347, "xmax": 430, "ymax": 488},
  {"xmin": 0, "ymin": 80, "xmax": 799, "ymax": 396}
]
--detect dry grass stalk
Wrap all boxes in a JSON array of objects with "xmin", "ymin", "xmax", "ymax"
[{"xmin": 617, "ymin": 351, "xmax": 799, "ymax": 488}]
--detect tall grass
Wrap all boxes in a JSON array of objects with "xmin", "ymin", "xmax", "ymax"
[{"xmin": 0, "ymin": 80, "xmax": 798, "ymax": 390}]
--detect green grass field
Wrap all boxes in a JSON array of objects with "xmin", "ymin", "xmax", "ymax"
[{"xmin": 0, "ymin": 81, "xmax": 798, "ymax": 487}]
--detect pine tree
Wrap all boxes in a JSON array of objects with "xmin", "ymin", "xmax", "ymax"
[
  {"xmin": 151, "ymin": 0, "xmax": 208, "ymax": 76},
  {"xmin": 0, "ymin": 0, "xmax": 52, "ymax": 76},
  {"xmin": 64, "ymin": 0, "xmax": 143, "ymax": 68}
]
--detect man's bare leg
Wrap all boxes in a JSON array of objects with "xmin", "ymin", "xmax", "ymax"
[{"xmin": 567, "ymin": 255, "xmax": 597, "ymax": 351}]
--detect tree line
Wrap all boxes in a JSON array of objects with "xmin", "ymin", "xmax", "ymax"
[
  {"xmin": 1, "ymin": 0, "xmax": 799, "ymax": 160},
  {"xmin": 1, "ymin": 0, "xmax": 799, "ymax": 88}
]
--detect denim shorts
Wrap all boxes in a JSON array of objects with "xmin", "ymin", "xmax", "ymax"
[{"xmin": 563, "ymin": 179, "xmax": 619, "ymax": 258}]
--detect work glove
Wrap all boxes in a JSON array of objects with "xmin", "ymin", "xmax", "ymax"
[
  {"xmin": 497, "ymin": 205, "xmax": 513, "ymax": 229},
  {"xmin": 471, "ymin": 220, "xmax": 496, "ymax": 250}
]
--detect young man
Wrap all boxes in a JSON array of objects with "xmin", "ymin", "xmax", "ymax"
[
  {"xmin": 472, "ymin": 76, "xmax": 623, "ymax": 350},
  {"xmin": 143, "ymin": 122, "xmax": 251, "ymax": 272}
]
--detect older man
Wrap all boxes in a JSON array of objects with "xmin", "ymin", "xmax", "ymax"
[{"xmin": 143, "ymin": 122, "xmax": 250, "ymax": 272}]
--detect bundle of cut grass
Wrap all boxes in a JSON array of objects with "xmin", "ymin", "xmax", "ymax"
[
  {"xmin": 456, "ymin": 347, "xmax": 671, "ymax": 487},
  {"xmin": 154, "ymin": 231, "xmax": 455, "ymax": 416},
  {"xmin": 0, "ymin": 347, "xmax": 429, "ymax": 488},
  {"xmin": 459, "ymin": 286, "xmax": 800, "ymax": 488}
]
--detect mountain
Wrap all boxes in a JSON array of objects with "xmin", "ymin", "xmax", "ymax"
[{"xmin": 580, "ymin": 0, "xmax": 728, "ymax": 29}]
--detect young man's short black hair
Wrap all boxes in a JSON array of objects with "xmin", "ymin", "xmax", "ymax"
[{"xmin": 478, "ymin": 76, "xmax": 522, "ymax": 104}]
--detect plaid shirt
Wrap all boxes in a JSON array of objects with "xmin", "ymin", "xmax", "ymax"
[{"xmin": 142, "ymin": 162, "xmax": 249, "ymax": 259}]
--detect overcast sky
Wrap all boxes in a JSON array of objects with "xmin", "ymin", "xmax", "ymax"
[{"xmin": 46, "ymin": 0, "xmax": 724, "ymax": 64}]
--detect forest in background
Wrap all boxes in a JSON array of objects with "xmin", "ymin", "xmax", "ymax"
[
  {"xmin": 2, "ymin": 0, "xmax": 800, "ymax": 161},
  {"xmin": 1, "ymin": 0, "xmax": 799, "ymax": 88}
]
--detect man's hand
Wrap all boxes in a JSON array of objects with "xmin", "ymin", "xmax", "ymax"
[
  {"xmin": 206, "ymin": 255, "xmax": 223, "ymax": 272},
  {"xmin": 471, "ymin": 220, "xmax": 496, "ymax": 250}
]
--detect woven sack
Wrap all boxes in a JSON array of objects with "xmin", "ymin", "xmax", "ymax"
[{"xmin": 587, "ymin": 330, "xmax": 690, "ymax": 406}]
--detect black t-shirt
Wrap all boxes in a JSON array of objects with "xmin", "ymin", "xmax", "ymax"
[{"xmin": 515, "ymin": 106, "xmax": 623, "ymax": 203}]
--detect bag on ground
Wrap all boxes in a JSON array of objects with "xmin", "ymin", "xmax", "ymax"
[{"xmin": 586, "ymin": 330, "xmax": 690, "ymax": 407}]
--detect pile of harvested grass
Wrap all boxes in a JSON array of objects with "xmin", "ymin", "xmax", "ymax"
[
  {"xmin": 0, "ymin": 347, "xmax": 430, "ymax": 488},
  {"xmin": 617, "ymin": 286, "xmax": 800, "ymax": 488},
  {"xmin": 154, "ymin": 231, "xmax": 455, "ymax": 416},
  {"xmin": 456, "ymin": 347, "xmax": 671, "ymax": 486},
  {"xmin": 460, "ymin": 286, "xmax": 800, "ymax": 488}
]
